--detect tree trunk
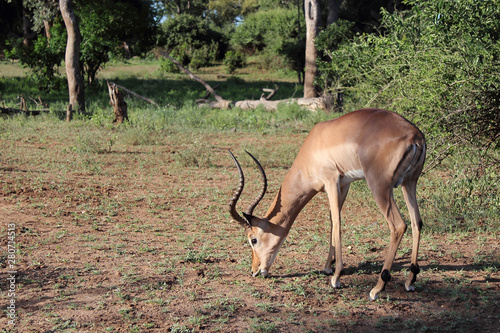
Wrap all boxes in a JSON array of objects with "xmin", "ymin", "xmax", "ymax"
[
  {"xmin": 22, "ymin": 7, "xmax": 36, "ymax": 46},
  {"xmin": 59, "ymin": 0, "xmax": 85, "ymax": 115},
  {"xmin": 304, "ymin": 0, "xmax": 320, "ymax": 98},
  {"xmin": 326, "ymin": 0, "xmax": 344, "ymax": 25},
  {"xmin": 44, "ymin": 20, "xmax": 53, "ymax": 40}
]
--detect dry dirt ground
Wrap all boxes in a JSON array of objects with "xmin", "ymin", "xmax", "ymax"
[{"xmin": 0, "ymin": 129, "xmax": 498, "ymax": 332}]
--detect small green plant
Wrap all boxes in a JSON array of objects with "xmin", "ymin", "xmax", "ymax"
[
  {"xmin": 170, "ymin": 323, "xmax": 194, "ymax": 333},
  {"xmin": 189, "ymin": 46, "xmax": 211, "ymax": 70},
  {"xmin": 160, "ymin": 56, "xmax": 181, "ymax": 74},
  {"xmin": 223, "ymin": 50, "xmax": 245, "ymax": 74},
  {"xmin": 249, "ymin": 318, "xmax": 278, "ymax": 333},
  {"xmin": 173, "ymin": 144, "xmax": 213, "ymax": 167}
]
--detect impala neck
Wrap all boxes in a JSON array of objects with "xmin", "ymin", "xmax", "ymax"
[{"xmin": 264, "ymin": 166, "xmax": 317, "ymax": 233}]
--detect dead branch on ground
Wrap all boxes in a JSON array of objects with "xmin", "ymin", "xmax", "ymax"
[{"xmin": 159, "ymin": 49, "xmax": 333, "ymax": 112}]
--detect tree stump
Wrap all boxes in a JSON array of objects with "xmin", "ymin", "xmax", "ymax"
[{"xmin": 107, "ymin": 81, "xmax": 128, "ymax": 124}]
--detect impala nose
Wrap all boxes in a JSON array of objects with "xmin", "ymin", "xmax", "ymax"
[
  {"xmin": 252, "ymin": 269, "xmax": 269, "ymax": 278},
  {"xmin": 252, "ymin": 269, "xmax": 269, "ymax": 277}
]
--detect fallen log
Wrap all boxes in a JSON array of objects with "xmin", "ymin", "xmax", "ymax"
[
  {"xmin": 0, "ymin": 107, "xmax": 49, "ymax": 116},
  {"xmin": 196, "ymin": 95, "xmax": 333, "ymax": 112},
  {"xmin": 235, "ymin": 96, "xmax": 333, "ymax": 112},
  {"xmin": 159, "ymin": 48, "xmax": 334, "ymax": 112}
]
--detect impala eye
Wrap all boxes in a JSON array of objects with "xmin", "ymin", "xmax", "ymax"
[{"xmin": 251, "ymin": 238, "xmax": 258, "ymax": 245}]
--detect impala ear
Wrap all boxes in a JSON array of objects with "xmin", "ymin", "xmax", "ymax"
[
  {"xmin": 243, "ymin": 213, "xmax": 270, "ymax": 230},
  {"xmin": 242, "ymin": 212, "xmax": 254, "ymax": 227}
]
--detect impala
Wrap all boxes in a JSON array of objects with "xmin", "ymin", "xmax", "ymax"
[{"xmin": 228, "ymin": 108, "xmax": 426, "ymax": 300}]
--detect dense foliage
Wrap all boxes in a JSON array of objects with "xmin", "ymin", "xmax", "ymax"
[
  {"xmin": 5, "ymin": 23, "xmax": 65, "ymax": 90},
  {"xmin": 230, "ymin": 7, "xmax": 305, "ymax": 71},
  {"xmin": 223, "ymin": 50, "xmax": 246, "ymax": 74},
  {"xmin": 318, "ymin": 0, "xmax": 499, "ymax": 163},
  {"xmin": 78, "ymin": 0, "xmax": 158, "ymax": 84},
  {"xmin": 160, "ymin": 14, "xmax": 227, "ymax": 70}
]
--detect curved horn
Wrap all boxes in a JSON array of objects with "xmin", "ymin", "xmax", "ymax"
[
  {"xmin": 244, "ymin": 151, "xmax": 267, "ymax": 216},
  {"xmin": 228, "ymin": 150, "xmax": 251, "ymax": 228}
]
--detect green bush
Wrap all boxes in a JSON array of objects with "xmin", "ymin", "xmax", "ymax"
[
  {"xmin": 190, "ymin": 45, "xmax": 214, "ymax": 71},
  {"xmin": 5, "ymin": 23, "xmax": 65, "ymax": 91},
  {"xmin": 318, "ymin": 0, "xmax": 499, "ymax": 161},
  {"xmin": 230, "ymin": 8, "xmax": 304, "ymax": 71},
  {"xmin": 160, "ymin": 57, "xmax": 180, "ymax": 74},
  {"xmin": 5, "ymin": 0, "xmax": 157, "ymax": 88},
  {"xmin": 223, "ymin": 50, "xmax": 245, "ymax": 74},
  {"xmin": 160, "ymin": 14, "xmax": 227, "ymax": 69},
  {"xmin": 231, "ymin": 8, "xmax": 303, "ymax": 53}
]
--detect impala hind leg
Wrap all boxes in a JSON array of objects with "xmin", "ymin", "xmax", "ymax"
[
  {"xmin": 369, "ymin": 187, "xmax": 407, "ymax": 301},
  {"xmin": 402, "ymin": 180, "xmax": 422, "ymax": 292},
  {"xmin": 323, "ymin": 184, "xmax": 350, "ymax": 275}
]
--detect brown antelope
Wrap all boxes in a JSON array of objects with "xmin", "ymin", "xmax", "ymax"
[{"xmin": 228, "ymin": 108, "xmax": 426, "ymax": 300}]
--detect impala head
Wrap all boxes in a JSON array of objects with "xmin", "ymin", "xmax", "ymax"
[{"xmin": 228, "ymin": 151, "xmax": 282, "ymax": 277}]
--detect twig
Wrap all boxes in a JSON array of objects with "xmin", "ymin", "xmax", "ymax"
[
  {"xmin": 261, "ymin": 84, "xmax": 280, "ymax": 100},
  {"xmin": 422, "ymin": 143, "xmax": 458, "ymax": 174},
  {"xmin": 28, "ymin": 96, "xmax": 49, "ymax": 108},
  {"xmin": 202, "ymin": 83, "xmax": 220, "ymax": 100},
  {"xmin": 365, "ymin": 81, "xmax": 393, "ymax": 108}
]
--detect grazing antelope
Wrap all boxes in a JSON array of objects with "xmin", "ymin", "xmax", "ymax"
[{"xmin": 228, "ymin": 108, "xmax": 426, "ymax": 300}]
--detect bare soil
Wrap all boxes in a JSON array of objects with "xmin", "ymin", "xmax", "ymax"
[{"xmin": 0, "ymin": 131, "xmax": 498, "ymax": 332}]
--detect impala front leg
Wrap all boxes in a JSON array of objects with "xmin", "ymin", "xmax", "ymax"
[
  {"xmin": 323, "ymin": 211, "xmax": 334, "ymax": 275},
  {"xmin": 325, "ymin": 181, "xmax": 344, "ymax": 288},
  {"xmin": 323, "ymin": 184, "xmax": 350, "ymax": 276}
]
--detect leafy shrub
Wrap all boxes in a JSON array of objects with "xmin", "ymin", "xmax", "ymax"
[
  {"xmin": 160, "ymin": 54, "xmax": 181, "ymax": 74},
  {"xmin": 160, "ymin": 14, "xmax": 227, "ymax": 69},
  {"xmin": 5, "ymin": 23, "xmax": 65, "ymax": 91},
  {"xmin": 318, "ymin": 0, "xmax": 499, "ymax": 163},
  {"xmin": 315, "ymin": 19, "xmax": 355, "ymax": 54},
  {"xmin": 230, "ymin": 8, "xmax": 304, "ymax": 70},
  {"xmin": 231, "ymin": 8, "xmax": 303, "ymax": 53},
  {"xmin": 190, "ymin": 45, "xmax": 213, "ymax": 71},
  {"xmin": 223, "ymin": 50, "xmax": 245, "ymax": 74},
  {"xmin": 5, "ymin": 0, "xmax": 157, "ymax": 88}
]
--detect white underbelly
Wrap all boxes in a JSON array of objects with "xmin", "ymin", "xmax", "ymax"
[
  {"xmin": 344, "ymin": 168, "xmax": 365, "ymax": 180},
  {"xmin": 339, "ymin": 168, "xmax": 365, "ymax": 186}
]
